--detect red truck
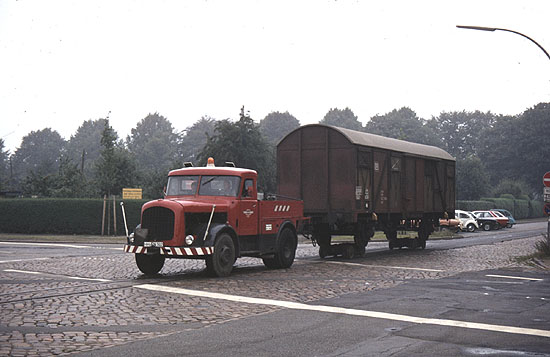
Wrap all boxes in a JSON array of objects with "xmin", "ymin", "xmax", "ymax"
[{"xmin": 123, "ymin": 158, "xmax": 309, "ymax": 277}]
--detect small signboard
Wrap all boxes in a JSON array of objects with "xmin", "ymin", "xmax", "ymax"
[
  {"xmin": 545, "ymin": 187, "xmax": 550, "ymax": 203},
  {"xmin": 544, "ymin": 203, "xmax": 550, "ymax": 217},
  {"xmin": 123, "ymin": 188, "xmax": 143, "ymax": 200}
]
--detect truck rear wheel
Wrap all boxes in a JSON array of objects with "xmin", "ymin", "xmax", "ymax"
[
  {"xmin": 206, "ymin": 233, "xmax": 235, "ymax": 277},
  {"xmin": 135, "ymin": 254, "xmax": 165, "ymax": 276},
  {"xmin": 262, "ymin": 228, "xmax": 297, "ymax": 269}
]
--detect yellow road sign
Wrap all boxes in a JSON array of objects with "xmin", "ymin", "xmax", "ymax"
[{"xmin": 123, "ymin": 188, "xmax": 142, "ymax": 200}]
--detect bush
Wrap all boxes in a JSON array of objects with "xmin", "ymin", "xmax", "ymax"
[
  {"xmin": 514, "ymin": 200, "xmax": 530, "ymax": 219},
  {"xmin": 0, "ymin": 198, "xmax": 147, "ymax": 235},
  {"xmin": 456, "ymin": 200, "xmax": 495, "ymax": 211},
  {"xmin": 529, "ymin": 200, "xmax": 545, "ymax": 218}
]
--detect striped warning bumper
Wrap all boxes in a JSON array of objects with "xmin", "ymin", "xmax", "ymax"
[{"xmin": 124, "ymin": 245, "xmax": 214, "ymax": 256}]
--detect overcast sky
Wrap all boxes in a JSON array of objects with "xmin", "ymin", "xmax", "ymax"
[{"xmin": 1, "ymin": 0, "xmax": 549, "ymax": 153}]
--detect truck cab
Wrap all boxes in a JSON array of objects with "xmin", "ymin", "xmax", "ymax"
[{"xmin": 124, "ymin": 158, "xmax": 308, "ymax": 277}]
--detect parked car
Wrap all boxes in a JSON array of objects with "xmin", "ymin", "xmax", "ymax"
[
  {"xmin": 492, "ymin": 209, "xmax": 516, "ymax": 228},
  {"xmin": 472, "ymin": 210, "xmax": 505, "ymax": 231},
  {"xmin": 490, "ymin": 210, "xmax": 510, "ymax": 228},
  {"xmin": 455, "ymin": 209, "xmax": 479, "ymax": 232}
]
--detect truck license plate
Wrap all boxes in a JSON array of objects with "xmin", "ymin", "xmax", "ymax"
[{"xmin": 144, "ymin": 242, "xmax": 163, "ymax": 248}]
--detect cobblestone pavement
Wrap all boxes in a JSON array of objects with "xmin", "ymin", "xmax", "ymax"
[{"xmin": 0, "ymin": 235, "xmax": 546, "ymax": 356}]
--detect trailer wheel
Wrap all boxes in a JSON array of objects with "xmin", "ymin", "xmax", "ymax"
[
  {"xmin": 206, "ymin": 233, "xmax": 235, "ymax": 277},
  {"xmin": 135, "ymin": 254, "xmax": 165, "ymax": 276}
]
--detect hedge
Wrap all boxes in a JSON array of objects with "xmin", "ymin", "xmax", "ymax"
[
  {"xmin": 0, "ymin": 198, "xmax": 148, "ymax": 235},
  {"xmin": 456, "ymin": 199, "xmax": 544, "ymax": 219}
]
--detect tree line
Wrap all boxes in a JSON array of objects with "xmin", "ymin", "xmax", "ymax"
[{"xmin": 0, "ymin": 103, "xmax": 548, "ymax": 201}]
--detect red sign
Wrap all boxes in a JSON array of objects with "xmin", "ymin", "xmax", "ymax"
[{"xmin": 544, "ymin": 172, "xmax": 550, "ymax": 188}]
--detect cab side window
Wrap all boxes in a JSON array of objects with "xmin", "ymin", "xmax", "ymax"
[{"xmin": 242, "ymin": 179, "xmax": 254, "ymax": 198}]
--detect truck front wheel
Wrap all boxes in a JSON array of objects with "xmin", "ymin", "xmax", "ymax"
[
  {"xmin": 206, "ymin": 233, "xmax": 235, "ymax": 277},
  {"xmin": 135, "ymin": 254, "xmax": 165, "ymax": 276}
]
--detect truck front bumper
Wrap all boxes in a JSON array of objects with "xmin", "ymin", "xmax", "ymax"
[{"xmin": 123, "ymin": 245, "xmax": 214, "ymax": 256}]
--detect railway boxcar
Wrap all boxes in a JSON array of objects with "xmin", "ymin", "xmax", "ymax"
[{"xmin": 277, "ymin": 124, "xmax": 455, "ymax": 257}]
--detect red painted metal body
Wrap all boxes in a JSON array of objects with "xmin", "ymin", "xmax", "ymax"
[{"xmin": 124, "ymin": 164, "xmax": 308, "ymax": 272}]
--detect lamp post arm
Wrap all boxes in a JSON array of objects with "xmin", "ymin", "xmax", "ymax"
[
  {"xmin": 457, "ymin": 25, "xmax": 550, "ymax": 62},
  {"xmin": 496, "ymin": 28, "xmax": 550, "ymax": 62}
]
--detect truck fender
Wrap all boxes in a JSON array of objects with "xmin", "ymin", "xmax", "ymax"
[
  {"xmin": 276, "ymin": 220, "xmax": 297, "ymax": 246},
  {"xmin": 204, "ymin": 223, "xmax": 240, "ymax": 257}
]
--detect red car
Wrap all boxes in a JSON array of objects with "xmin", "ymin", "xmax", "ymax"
[{"xmin": 472, "ymin": 210, "xmax": 509, "ymax": 231}]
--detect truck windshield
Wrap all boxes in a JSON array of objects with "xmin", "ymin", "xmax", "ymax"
[
  {"xmin": 166, "ymin": 176, "xmax": 199, "ymax": 196},
  {"xmin": 199, "ymin": 175, "xmax": 241, "ymax": 197}
]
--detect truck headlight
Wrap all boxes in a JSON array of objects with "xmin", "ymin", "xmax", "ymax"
[{"xmin": 185, "ymin": 235, "xmax": 195, "ymax": 245}]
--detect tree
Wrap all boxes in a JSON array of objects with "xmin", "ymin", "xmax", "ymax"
[
  {"xmin": 95, "ymin": 120, "xmax": 137, "ymax": 196},
  {"xmin": 456, "ymin": 155, "xmax": 490, "ymax": 200},
  {"xmin": 428, "ymin": 110, "xmax": 498, "ymax": 160},
  {"xmin": 320, "ymin": 107, "xmax": 363, "ymax": 131},
  {"xmin": 491, "ymin": 178, "xmax": 530, "ymax": 199},
  {"xmin": 198, "ymin": 107, "xmax": 275, "ymax": 191},
  {"xmin": 259, "ymin": 111, "xmax": 300, "ymax": 145},
  {"xmin": 66, "ymin": 119, "xmax": 108, "ymax": 178},
  {"xmin": 127, "ymin": 113, "xmax": 180, "ymax": 172},
  {"xmin": 11, "ymin": 128, "xmax": 66, "ymax": 188},
  {"xmin": 365, "ymin": 107, "xmax": 440, "ymax": 146},
  {"xmin": 507, "ymin": 102, "xmax": 550, "ymax": 195},
  {"xmin": 179, "ymin": 116, "xmax": 217, "ymax": 163},
  {"xmin": 0, "ymin": 139, "xmax": 9, "ymax": 191}
]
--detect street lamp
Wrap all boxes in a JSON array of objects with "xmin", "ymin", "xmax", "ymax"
[{"xmin": 456, "ymin": 25, "xmax": 550, "ymax": 62}]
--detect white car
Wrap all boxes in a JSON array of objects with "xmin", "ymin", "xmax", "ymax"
[{"xmin": 455, "ymin": 209, "xmax": 479, "ymax": 232}]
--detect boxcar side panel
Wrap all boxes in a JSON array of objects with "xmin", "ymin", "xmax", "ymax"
[
  {"xmin": 328, "ymin": 130, "xmax": 355, "ymax": 212},
  {"xmin": 372, "ymin": 151, "xmax": 389, "ymax": 213},
  {"xmin": 277, "ymin": 131, "xmax": 301, "ymax": 200},
  {"xmin": 301, "ymin": 126, "xmax": 329, "ymax": 213}
]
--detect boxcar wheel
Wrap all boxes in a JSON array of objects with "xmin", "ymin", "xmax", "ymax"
[
  {"xmin": 206, "ymin": 233, "xmax": 235, "ymax": 277},
  {"xmin": 135, "ymin": 254, "xmax": 165, "ymax": 276},
  {"xmin": 342, "ymin": 245, "xmax": 355, "ymax": 259},
  {"xmin": 319, "ymin": 245, "xmax": 329, "ymax": 258}
]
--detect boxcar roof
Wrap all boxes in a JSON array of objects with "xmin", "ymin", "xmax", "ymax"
[{"xmin": 283, "ymin": 125, "xmax": 455, "ymax": 161}]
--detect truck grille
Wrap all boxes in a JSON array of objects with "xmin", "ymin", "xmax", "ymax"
[{"xmin": 141, "ymin": 207, "xmax": 175, "ymax": 241}]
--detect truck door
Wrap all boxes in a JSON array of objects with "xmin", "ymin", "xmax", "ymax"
[{"xmin": 238, "ymin": 178, "xmax": 259, "ymax": 237}]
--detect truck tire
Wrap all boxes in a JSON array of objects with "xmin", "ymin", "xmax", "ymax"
[
  {"xmin": 263, "ymin": 228, "xmax": 297, "ymax": 269},
  {"xmin": 206, "ymin": 233, "xmax": 235, "ymax": 277},
  {"xmin": 135, "ymin": 254, "xmax": 165, "ymax": 276}
]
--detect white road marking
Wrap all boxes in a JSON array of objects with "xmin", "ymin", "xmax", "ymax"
[
  {"xmin": 0, "ymin": 241, "xmax": 122, "ymax": 250},
  {"xmin": 0, "ymin": 258, "xmax": 50, "ymax": 264},
  {"xmin": 486, "ymin": 274, "xmax": 543, "ymax": 282},
  {"xmin": 135, "ymin": 284, "xmax": 550, "ymax": 338},
  {"xmin": 326, "ymin": 261, "xmax": 444, "ymax": 272},
  {"xmin": 3, "ymin": 269, "xmax": 112, "ymax": 282}
]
